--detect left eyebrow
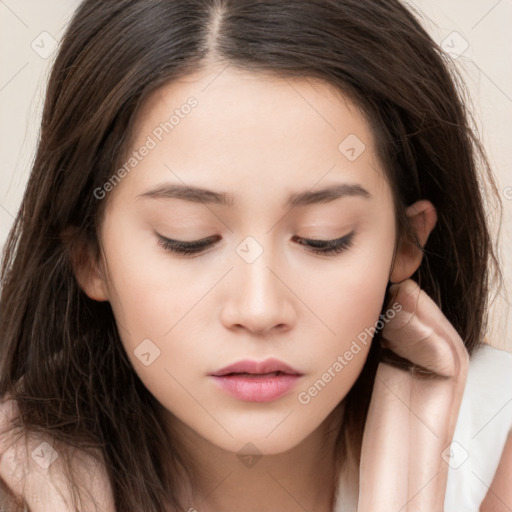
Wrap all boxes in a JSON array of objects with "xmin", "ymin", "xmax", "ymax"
[
  {"xmin": 136, "ymin": 182, "xmax": 372, "ymax": 208},
  {"xmin": 286, "ymin": 183, "xmax": 372, "ymax": 207}
]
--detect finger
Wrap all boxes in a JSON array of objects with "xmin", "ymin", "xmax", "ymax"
[
  {"xmin": 406, "ymin": 373, "xmax": 466, "ymax": 511},
  {"xmin": 0, "ymin": 429, "xmax": 74, "ymax": 511},
  {"xmin": 381, "ymin": 280, "xmax": 469, "ymax": 510},
  {"xmin": 359, "ymin": 361, "xmax": 468, "ymax": 512},
  {"xmin": 358, "ymin": 363, "xmax": 412, "ymax": 511},
  {"xmin": 358, "ymin": 281, "xmax": 469, "ymax": 511},
  {"xmin": 0, "ymin": 397, "xmax": 115, "ymax": 512},
  {"xmin": 383, "ymin": 279, "xmax": 469, "ymax": 379},
  {"xmin": 1, "ymin": 436, "xmax": 115, "ymax": 512}
]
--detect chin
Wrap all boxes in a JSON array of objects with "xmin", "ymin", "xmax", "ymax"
[{"xmin": 210, "ymin": 429, "xmax": 308, "ymax": 457}]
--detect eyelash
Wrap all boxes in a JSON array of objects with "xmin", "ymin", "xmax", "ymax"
[{"xmin": 157, "ymin": 232, "xmax": 355, "ymax": 257}]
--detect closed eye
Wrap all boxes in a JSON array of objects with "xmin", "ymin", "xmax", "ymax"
[
  {"xmin": 156, "ymin": 231, "xmax": 355, "ymax": 257},
  {"xmin": 292, "ymin": 232, "xmax": 355, "ymax": 255},
  {"xmin": 157, "ymin": 234, "xmax": 220, "ymax": 256}
]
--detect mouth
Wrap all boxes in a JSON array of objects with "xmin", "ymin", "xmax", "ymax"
[
  {"xmin": 209, "ymin": 358, "xmax": 303, "ymax": 402},
  {"xmin": 210, "ymin": 357, "xmax": 303, "ymax": 377},
  {"xmin": 221, "ymin": 371, "xmax": 288, "ymax": 378}
]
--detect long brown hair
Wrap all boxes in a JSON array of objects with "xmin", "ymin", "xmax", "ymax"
[{"xmin": 0, "ymin": 0, "xmax": 503, "ymax": 510}]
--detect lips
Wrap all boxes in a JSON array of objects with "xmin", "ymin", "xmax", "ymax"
[
  {"xmin": 209, "ymin": 358, "xmax": 304, "ymax": 402},
  {"xmin": 210, "ymin": 357, "xmax": 302, "ymax": 377}
]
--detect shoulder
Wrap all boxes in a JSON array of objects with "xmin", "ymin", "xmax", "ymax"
[
  {"xmin": 480, "ymin": 429, "xmax": 512, "ymax": 512},
  {"xmin": 0, "ymin": 395, "xmax": 25, "ymax": 511},
  {"xmin": 469, "ymin": 342, "xmax": 512, "ymax": 378},
  {"xmin": 463, "ymin": 342, "xmax": 512, "ymax": 443},
  {"xmin": 444, "ymin": 343, "xmax": 512, "ymax": 511},
  {"xmin": 460, "ymin": 343, "xmax": 512, "ymax": 432},
  {"xmin": 0, "ymin": 394, "xmax": 116, "ymax": 512},
  {"xmin": 467, "ymin": 343, "xmax": 512, "ymax": 428}
]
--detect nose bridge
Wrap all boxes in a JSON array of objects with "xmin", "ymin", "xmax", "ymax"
[
  {"xmin": 221, "ymin": 233, "xmax": 294, "ymax": 332},
  {"xmin": 236, "ymin": 233, "xmax": 282, "ymax": 303}
]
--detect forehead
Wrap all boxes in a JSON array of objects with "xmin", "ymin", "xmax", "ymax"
[{"xmin": 115, "ymin": 66, "xmax": 387, "ymax": 203}]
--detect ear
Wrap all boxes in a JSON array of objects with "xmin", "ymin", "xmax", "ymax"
[
  {"xmin": 389, "ymin": 200, "xmax": 437, "ymax": 284},
  {"xmin": 62, "ymin": 228, "xmax": 109, "ymax": 302}
]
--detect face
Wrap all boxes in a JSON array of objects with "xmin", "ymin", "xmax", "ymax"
[{"xmin": 91, "ymin": 66, "xmax": 397, "ymax": 455}]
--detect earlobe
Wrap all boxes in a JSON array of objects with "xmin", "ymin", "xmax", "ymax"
[
  {"xmin": 76, "ymin": 260, "xmax": 110, "ymax": 302},
  {"xmin": 389, "ymin": 200, "xmax": 438, "ymax": 284},
  {"xmin": 62, "ymin": 230, "xmax": 109, "ymax": 302}
]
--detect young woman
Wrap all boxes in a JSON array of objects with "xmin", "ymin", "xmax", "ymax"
[{"xmin": 0, "ymin": 0, "xmax": 510, "ymax": 510}]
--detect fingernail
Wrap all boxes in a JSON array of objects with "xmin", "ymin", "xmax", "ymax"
[{"xmin": 388, "ymin": 283, "xmax": 400, "ymax": 294}]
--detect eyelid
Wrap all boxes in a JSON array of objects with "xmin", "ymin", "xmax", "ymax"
[
  {"xmin": 157, "ymin": 234, "xmax": 220, "ymax": 253},
  {"xmin": 159, "ymin": 235, "xmax": 218, "ymax": 245},
  {"xmin": 296, "ymin": 232, "xmax": 353, "ymax": 245},
  {"xmin": 292, "ymin": 231, "xmax": 355, "ymax": 255},
  {"xmin": 156, "ymin": 231, "xmax": 355, "ymax": 257}
]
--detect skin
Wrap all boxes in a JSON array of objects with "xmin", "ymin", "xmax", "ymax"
[
  {"xmin": 83, "ymin": 66, "xmax": 436, "ymax": 510},
  {"xmin": 480, "ymin": 431, "xmax": 512, "ymax": 511},
  {"xmin": 358, "ymin": 279, "xmax": 470, "ymax": 511},
  {"xmin": 0, "ymin": 65, "xmax": 481, "ymax": 511}
]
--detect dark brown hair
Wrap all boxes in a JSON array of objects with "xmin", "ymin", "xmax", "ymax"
[{"xmin": 0, "ymin": 0, "xmax": 503, "ymax": 510}]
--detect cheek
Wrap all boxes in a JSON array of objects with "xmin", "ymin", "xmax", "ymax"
[
  {"xmin": 95, "ymin": 209, "xmax": 395, "ymax": 454},
  {"xmin": 297, "ymin": 232, "xmax": 393, "ymax": 345},
  {"xmin": 100, "ymin": 216, "xmax": 213, "ymax": 341},
  {"xmin": 293, "ymin": 232, "xmax": 393, "ymax": 401},
  {"xmin": 98, "ymin": 218, "xmax": 221, "ymax": 399},
  {"xmin": 291, "ymin": 290, "xmax": 384, "ymax": 417}
]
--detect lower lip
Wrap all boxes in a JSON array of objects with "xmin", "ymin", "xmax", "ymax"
[{"xmin": 210, "ymin": 373, "xmax": 302, "ymax": 402}]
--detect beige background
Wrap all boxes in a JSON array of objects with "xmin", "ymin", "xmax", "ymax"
[{"xmin": 0, "ymin": 0, "xmax": 510, "ymax": 351}]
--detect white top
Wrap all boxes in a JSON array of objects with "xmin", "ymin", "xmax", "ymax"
[{"xmin": 333, "ymin": 343, "xmax": 512, "ymax": 511}]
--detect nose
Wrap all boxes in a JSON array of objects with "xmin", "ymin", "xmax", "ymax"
[{"xmin": 219, "ymin": 245, "xmax": 296, "ymax": 335}]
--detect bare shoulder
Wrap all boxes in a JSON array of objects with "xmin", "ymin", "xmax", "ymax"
[
  {"xmin": 0, "ymin": 395, "xmax": 26, "ymax": 511},
  {"xmin": 0, "ymin": 476, "xmax": 24, "ymax": 512},
  {"xmin": 480, "ymin": 430, "xmax": 512, "ymax": 511},
  {"xmin": 0, "ymin": 394, "xmax": 115, "ymax": 512}
]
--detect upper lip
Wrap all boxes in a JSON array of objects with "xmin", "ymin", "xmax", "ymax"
[{"xmin": 210, "ymin": 358, "xmax": 303, "ymax": 376}]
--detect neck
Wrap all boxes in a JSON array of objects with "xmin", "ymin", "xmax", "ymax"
[{"xmin": 167, "ymin": 402, "xmax": 346, "ymax": 512}]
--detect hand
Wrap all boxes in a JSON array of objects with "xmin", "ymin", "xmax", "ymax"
[
  {"xmin": 357, "ymin": 279, "xmax": 470, "ymax": 512},
  {"xmin": 0, "ymin": 395, "xmax": 115, "ymax": 512}
]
